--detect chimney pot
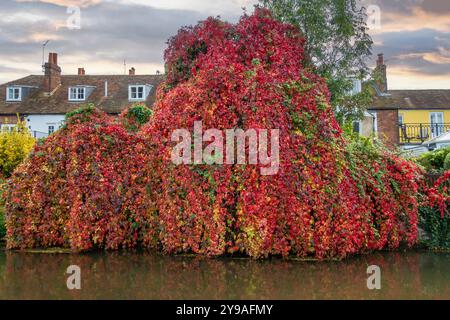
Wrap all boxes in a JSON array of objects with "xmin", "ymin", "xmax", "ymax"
[
  {"xmin": 129, "ymin": 67, "xmax": 135, "ymax": 76},
  {"xmin": 49, "ymin": 52, "xmax": 58, "ymax": 65},
  {"xmin": 78, "ymin": 67, "xmax": 85, "ymax": 75},
  {"xmin": 376, "ymin": 53, "xmax": 384, "ymax": 66}
]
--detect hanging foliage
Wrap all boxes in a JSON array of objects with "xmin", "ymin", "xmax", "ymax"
[
  {"xmin": 5, "ymin": 106, "xmax": 157, "ymax": 251},
  {"xmin": 5, "ymin": 10, "xmax": 423, "ymax": 259},
  {"xmin": 142, "ymin": 8, "xmax": 422, "ymax": 259}
]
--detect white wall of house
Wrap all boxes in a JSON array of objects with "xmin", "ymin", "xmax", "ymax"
[{"xmin": 25, "ymin": 114, "xmax": 65, "ymax": 136}]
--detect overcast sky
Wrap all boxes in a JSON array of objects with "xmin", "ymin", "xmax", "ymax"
[{"xmin": 0, "ymin": 0, "xmax": 449, "ymax": 89}]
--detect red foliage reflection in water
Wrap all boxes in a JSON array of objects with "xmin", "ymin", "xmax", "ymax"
[{"xmin": 0, "ymin": 251, "xmax": 448, "ymax": 300}]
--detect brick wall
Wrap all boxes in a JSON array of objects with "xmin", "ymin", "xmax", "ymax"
[
  {"xmin": 0, "ymin": 115, "xmax": 18, "ymax": 125},
  {"xmin": 376, "ymin": 109, "xmax": 399, "ymax": 147},
  {"xmin": 43, "ymin": 52, "xmax": 61, "ymax": 94}
]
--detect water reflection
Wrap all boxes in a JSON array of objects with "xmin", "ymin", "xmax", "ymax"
[{"xmin": 0, "ymin": 250, "xmax": 448, "ymax": 299}]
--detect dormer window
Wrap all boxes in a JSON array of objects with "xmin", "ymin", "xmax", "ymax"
[
  {"xmin": 6, "ymin": 87, "xmax": 22, "ymax": 101},
  {"xmin": 68, "ymin": 87, "xmax": 86, "ymax": 101},
  {"xmin": 129, "ymin": 85, "xmax": 145, "ymax": 101}
]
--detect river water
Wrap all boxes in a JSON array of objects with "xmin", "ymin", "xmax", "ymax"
[{"xmin": 0, "ymin": 250, "xmax": 448, "ymax": 299}]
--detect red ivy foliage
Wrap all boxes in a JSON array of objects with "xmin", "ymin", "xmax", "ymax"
[
  {"xmin": 142, "ymin": 9, "xmax": 423, "ymax": 259},
  {"xmin": 5, "ymin": 107, "xmax": 157, "ymax": 251},
  {"xmin": 426, "ymin": 171, "xmax": 450, "ymax": 218},
  {"xmin": 6, "ymin": 9, "xmax": 423, "ymax": 259}
]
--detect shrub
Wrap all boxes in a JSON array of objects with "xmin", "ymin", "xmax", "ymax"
[
  {"xmin": 5, "ymin": 10, "xmax": 423, "ymax": 259},
  {"xmin": 0, "ymin": 117, "xmax": 35, "ymax": 177},
  {"xmin": 419, "ymin": 206, "xmax": 450, "ymax": 250},
  {"xmin": 416, "ymin": 147, "xmax": 450, "ymax": 172},
  {"xmin": 65, "ymin": 104, "xmax": 98, "ymax": 124},
  {"xmin": 119, "ymin": 104, "xmax": 153, "ymax": 132},
  {"xmin": 443, "ymin": 153, "xmax": 450, "ymax": 171},
  {"xmin": 5, "ymin": 106, "xmax": 157, "ymax": 251},
  {"xmin": 420, "ymin": 172, "xmax": 450, "ymax": 249},
  {"xmin": 141, "ymin": 9, "xmax": 422, "ymax": 259},
  {"xmin": 344, "ymin": 134, "xmax": 421, "ymax": 249},
  {"xmin": 164, "ymin": 17, "xmax": 231, "ymax": 87}
]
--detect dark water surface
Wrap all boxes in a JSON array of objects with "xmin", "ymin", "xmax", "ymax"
[{"xmin": 0, "ymin": 250, "xmax": 448, "ymax": 299}]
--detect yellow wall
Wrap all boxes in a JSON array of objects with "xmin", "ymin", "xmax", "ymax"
[{"xmin": 399, "ymin": 110, "xmax": 450, "ymax": 124}]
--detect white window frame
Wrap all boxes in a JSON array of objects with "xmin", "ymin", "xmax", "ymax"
[
  {"xmin": 48, "ymin": 125, "xmax": 55, "ymax": 134},
  {"xmin": 430, "ymin": 112, "xmax": 445, "ymax": 138},
  {"xmin": 68, "ymin": 87, "xmax": 86, "ymax": 101},
  {"xmin": 430, "ymin": 112, "xmax": 444, "ymax": 124},
  {"xmin": 6, "ymin": 87, "xmax": 22, "ymax": 101},
  {"xmin": 128, "ymin": 85, "xmax": 145, "ymax": 101}
]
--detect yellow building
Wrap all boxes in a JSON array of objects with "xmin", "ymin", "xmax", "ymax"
[
  {"xmin": 370, "ymin": 90, "xmax": 450, "ymax": 147},
  {"xmin": 366, "ymin": 54, "xmax": 450, "ymax": 150}
]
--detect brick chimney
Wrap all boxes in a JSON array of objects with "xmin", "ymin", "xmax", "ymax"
[
  {"xmin": 78, "ymin": 67, "xmax": 85, "ymax": 75},
  {"xmin": 129, "ymin": 67, "xmax": 135, "ymax": 76},
  {"xmin": 375, "ymin": 53, "xmax": 388, "ymax": 93},
  {"xmin": 43, "ymin": 52, "xmax": 61, "ymax": 95}
]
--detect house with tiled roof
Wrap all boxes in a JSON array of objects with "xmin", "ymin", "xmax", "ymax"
[
  {"xmin": 365, "ymin": 54, "xmax": 450, "ymax": 151},
  {"xmin": 0, "ymin": 53, "xmax": 164, "ymax": 137}
]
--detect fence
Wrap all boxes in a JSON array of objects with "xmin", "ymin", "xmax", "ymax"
[
  {"xmin": 399, "ymin": 123, "xmax": 450, "ymax": 144},
  {"xmin": 31, "ymin": 131, "xmax": 48, "ymax": 139}
]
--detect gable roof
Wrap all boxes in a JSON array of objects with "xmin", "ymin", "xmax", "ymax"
[
  {"xmin": 370, "ymin": 89, "xmax": 450, "ymax": 110},
  {"xmin": 0, "ymin": 74, "xmax": 165, "ymax": 115}
]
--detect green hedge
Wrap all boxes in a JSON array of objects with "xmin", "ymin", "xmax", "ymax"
[
  {"xmin": 416, "ymin": 147, "xmax": 450, "ymax": 172},
  {"xmin": 419, "ymin": 206, "xmax": 450, "ymax": 250}
]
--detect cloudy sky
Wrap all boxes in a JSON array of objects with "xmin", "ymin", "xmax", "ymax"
[{"xmin": 0, "ymin": 0, "xmax": 449, "ymax": 89}]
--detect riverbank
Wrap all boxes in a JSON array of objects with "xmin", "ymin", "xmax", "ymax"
[{"xmin": 1, "ymin": 242, "xmax": 447, "ymax": 259}]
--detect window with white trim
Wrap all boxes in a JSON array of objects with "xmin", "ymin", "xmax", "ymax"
[
  {"xmin": 68, "ymin": 87, "xmax": 86, "ymax": 101},
  {"xmin": 6, "ymin": 87, "xmax": 21, "ymax": 101},
  {"xmin": 430, "ymin": 112, "xmax": 444, "ymax": 138},
  {"xmin": 48, "ymin": 125, "xmax": 55, "ymax": 134},
  {"xmin": 129, "ymin": 85, "xmax": 145, "ymax": 101}
]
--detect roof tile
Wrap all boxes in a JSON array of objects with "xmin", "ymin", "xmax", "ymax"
[
  {"xmin": 371, "ymin": 90, "xmax": 450, "ymax": 110},
  {"xmin": 0, "ymin": 74, "xmax": 164, "ymax": 115}
]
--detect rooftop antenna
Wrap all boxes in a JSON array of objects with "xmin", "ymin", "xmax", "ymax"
[
  {"xmin": 42, "ymin": 40, "xmax": 50, "ymax": 72},
  {"xmin": 123, "ymin": 59, "xmax": 126, "ymax": 75}
]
